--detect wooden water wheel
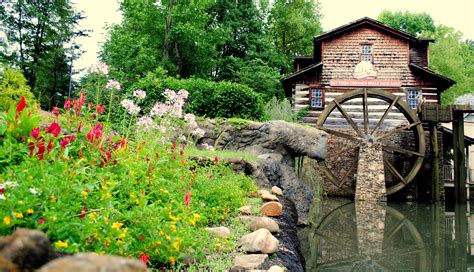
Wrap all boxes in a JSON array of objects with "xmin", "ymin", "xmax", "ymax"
[{"xmin": 316, "ymin": 89, "xmax": 426, "ymax": 195}]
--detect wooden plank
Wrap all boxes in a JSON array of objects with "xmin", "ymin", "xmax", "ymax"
[
  {"xmin": 334, "ymin": 100, "xmax": 363, "ymax": 137},
  {"xmin": 384, "ymin": 157, "xmax": 407, "ymax": 184},
  {"xmin": 363, "ymin": 89, "xmax": 369, "ymax": 134},
  {"xmin": 371, "ymin": 96, "xmax": 399, "ymax": 135},
  {"xmin": 453, "ymin": 111, "xmax": 467, "ymax": 202},
  {"xmin": 429, "ymin": 123, "xmax": 441, "ymax": 201}
]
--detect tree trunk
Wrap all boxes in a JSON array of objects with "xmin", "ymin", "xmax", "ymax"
[{"xmin": 162, "ymin": 0, "xmax": 175, "ymax": 62}]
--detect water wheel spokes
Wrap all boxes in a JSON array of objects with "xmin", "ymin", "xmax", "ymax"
[{"xmin": 316, "ymin": 89, "xmax": 426, "ymax": 195}]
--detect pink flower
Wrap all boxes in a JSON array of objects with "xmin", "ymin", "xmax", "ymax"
[
  {"xmin": 0, "ymin": 187, "xmax": 5, "ymax": 194},
  {"xmin": 52, "ymin": 107, "xmax": 59, "ymax": 117},
  {"xmin": 38, "ymin": 218, "xmax": 46, "ymax": 224},
  {"xmin": 89, "ymin": 62, "xmax": 109, "ymax": 75},
  {"xmin": 96, "ymin": 104, "xmax": 105, "ymax": 114},
  {"xmin": 184, "ymin": 191, "xmax": 191, "ymax": 206},
  {"xmin": 64, "ymin": 99, "xmax": 71, "ymax": 110},
  {"xmin": 46, "ymin": 121, "xmax": 61, "ymax": 137},
  {"xmin": 86, "ymin": 124, "xmax": 103, "ymax": 143},
  {"xmin": 31, "ymin": 128, "xmax": 40, "ymax": 140},
  {"xmin": 133, "ymin": 89, "xmax": 146, "ymax": 100},
  {"xmin": 139, "ymin": 254, "xmax": 150, "ymax": 266}
]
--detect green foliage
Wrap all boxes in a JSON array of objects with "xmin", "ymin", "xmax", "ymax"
[
  {"xmin": 0, "ymin": 1, "xmax": 85, "ymax": 109},
  {"xmin": 377, "ymin": 10, "xmax": 436, "ymax": 37},
  {"xmin": 0, "ymin": 67, "xmax": 37, "ymax": 112},
  {"xmin": 268, "ymin": 0, "xmax": 323, "ymax": 73},
  {"xmin": 236, "ymin": 59, "xmax": 284, "ymax": 100},
  {"xmin": 264, "ymin": 97, "xmax": 294, "ymax": 122}
]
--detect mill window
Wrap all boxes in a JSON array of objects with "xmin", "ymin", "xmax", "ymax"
[
  {"xmin": 310, "ymin": 88, "xmax": 324, "ymax": 108},
  {"xmin": 361, "ymin": 44, "xmax": 372, "ymax": 62},
  {"xmin": 407, "ymin": 89, "xmax": 421, "ymax": 109}
]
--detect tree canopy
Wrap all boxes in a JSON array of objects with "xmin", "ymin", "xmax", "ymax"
[{"xmin": 0, "ymin": 0, "xmax": 85, "ymax": 108}]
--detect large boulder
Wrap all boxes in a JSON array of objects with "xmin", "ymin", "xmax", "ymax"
[
  {"xmin": 38, "ymin": 253, "xmax": 146, "ymax": 272},
  {"xmin": 0, "ymin": 228, "xmax": 56, "ymax": 271},
  {"xmin": 239, "ymin": 228, "xmax": 279, "ymax": 254}
]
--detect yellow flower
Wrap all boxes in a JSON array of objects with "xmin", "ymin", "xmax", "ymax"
[
  {"xmin": 216, "ymin": 243, "xmax": 221, "ymax": 248},
  {"xmin": 134, "ymin": 199, "xmax": 140, "ymax": 205},
  {"xmin": 169, "ymin": 256, "xmax": 176, "ymax": 266},
  {"xmin": 159, "ymin": 230, "xmax": 164, "ymax": 236},
  {"xmin": 172, "ymin": 241, "xmax": 180, "ymax": 250},
  {"xmin": 81, "ymin": 190, "xmax": 88, "ymax": 200},
  {"xmin": 118, "ymin": 233, "xmax": 126, "ymax": 239},
  {"xmin": 13, "ymin": 212, "xmax": 23, "ymax": 219},
  {"xmin": 87, "ymin": 212, "xmax": 97, "ymax": 221},
  {"xmin": 166, "ymin": 235, "xmax": 171, "ymax": 241},
  {"xmin": 17, "ymin": 200, "xmax": 24, "ymax": 205},
  {"xmin": 27, "ymin": 208, "xmax": 34, "ymax": 214},
  {"xmin": 168, "ymin": 214, "xmax": 179, "ymax": 221},
  {"xmin": 56, "ymin": 240, "xmax": 68, "ymax": 248},
  {"xmin": 3, "ymin": 216, "xmax": 11, "ymax": 225},
  {"xmin": 111, "ymin": 222, "xmax": 123, "ymax": 230},
  {"xmin": 50, "ymin": 196, "xmax": 57, "ymax": 203}
]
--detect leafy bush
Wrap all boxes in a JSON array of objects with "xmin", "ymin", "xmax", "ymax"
[
  {"xmin": 264, "ymin": 97, "xmax": 294, "ymax": 122},
  {"xmin": 130, "ymin": 73, "xmax": 265, "ymax": 121},
  {"xmin": 0, "ymin": 95, "xmax": 258, "ymax": 269},
  {"xmin": 0, "ymin": 67, "xmax": 37, "ymax": 112}
]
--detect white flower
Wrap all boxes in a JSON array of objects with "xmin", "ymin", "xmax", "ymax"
[
  {"xmin": 177, "ymin": 89, "xmax": 189, "ymax": 100},
  {"xmin": 29, "ymin": 188, "xmax": 39, "ymax": 195},
  {"xmin": 191, "ymin": 127, "xmax": 205, "ymax": 138},
  {"xmin": 184, "ymin": 113, "xmax": 196, "ymax": 124},
  {"xmin": 136, "ymin": 115, "xmax": 155, "ymax": 131},
  {"xmin": 106, "ymin": 80, "xmax": 121, "ymax": 90},
  {"xmin": 202, "ymin": 143, "xmax": 215, "ymax": 151},
  {"xmin": 90, "ymin": 62, "xmax": 109, "ymax": 75},
  {"xmin": 179, "ymin": 135, "xmax": 187, "ymax": 142},
  {"xmin": 121, "ymin": 99, "xmax": 141, "ymax": 115},
  {"xmin": 150, "ymin": 102, "xmax": 169, "ymax": 117},
  {"xmin": 133, "ymin": 89, "xmax": 146, "ymax": 100},
  {"xmin": 163, "ymin": 89, "xmax": 177, "ymax": 102}
]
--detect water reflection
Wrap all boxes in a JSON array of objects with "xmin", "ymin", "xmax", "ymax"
[{"xmin": 300, "ymin": 200, "xmax": 472, "ymax": 271}]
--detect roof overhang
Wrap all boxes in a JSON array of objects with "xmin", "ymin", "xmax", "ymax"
[
  {"xmin": 281, "ymin": 62, "xmax": 323, "ymax": 97},
  {"xmin": 409, "ymin": 63, "xmax": 456, "ymax": 92}
]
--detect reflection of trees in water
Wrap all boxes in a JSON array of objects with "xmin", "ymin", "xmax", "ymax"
[{"xmin": 308, "ymin": 202, "xmax": 428, "ymax": 271}]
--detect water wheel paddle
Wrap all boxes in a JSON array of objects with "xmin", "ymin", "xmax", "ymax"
[{"xmin": 316, "ymin": 89, "xmax": 426, "ymax": 195}]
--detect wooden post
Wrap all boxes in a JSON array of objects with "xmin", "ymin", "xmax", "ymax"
[
  {"xmin": 454, "ymin": 204, "xmax": 468, "ymax": 271},
  {"xmin": 429, "ymin": 123, "xmax": 441, "ymax": 201},
  {"xmin": 453, "ymin": 111, "xmax": 467, "ymax": 202}
]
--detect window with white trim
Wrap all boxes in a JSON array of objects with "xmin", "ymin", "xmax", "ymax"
[
  {"xmin": 361, "ymin": 44, "xmax": 372, "ymax": 62},
  {"xmin": 311, "ymin": 88, "xmax": 324, "ymax": 108},
  {"xmin": 407, "ymin": 89, "xmax": 421, "ymax": 109}
]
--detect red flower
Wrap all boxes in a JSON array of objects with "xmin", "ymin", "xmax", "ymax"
[
  {"xmin": 139, "ymin": 254, "xmax": 150, "ymax": 266},
  {"xmin": 52, "ymin": 107, "xmax": 60, "ymax": 117},
  {"xmin": 171, "ymin": 142, "xmax": 177, "ymax": 151},
  {"xmin": 28, "ymin": 142, "xmax": 35, "ymax": 156},
  {"xmin": 96, "ymin": 104, "xmax": 105, "ymax": 114},
  {"xmin": 79, "ymin": 205, "xmax": 87, "ymax": 219},
  {"xmin": 31, "ymin": 128, "xmax": 40, "ymax": 140},
  {"xmin": 47, "ymin": 139, "xmax": 54, "ymax": 154},
  {"xmin": 37, "ymin": 141, "xmax": 45, "ymax": 160},
  {"xmin": 214, "ymin": 156, "xmax": 219, "ymax": 164},
  {"xmin": 0, "ymin": 187, "xmax": 5, "ymax": 194},
  {"xmin": 47, "ymin": 121, "xmax": 61, "ymax": 137},
  {"xmin": 64, "ymin": 99, "xmax": 71, "ymax": 110},
  {"xmin": 137, "ymin": 235, "xmax": 145, "ymax": 241},
  {"xmin": 79, "ymin": 90, "xmax": 86, "ymax": 106},
  {"xmin": 90, "ymin": 114, "xmax": 96, "ymax": 119},
  {"xmin": 38, "ymin": 218, "xmax": 46, "ymax": 224},
  {"xmin": 184, "ymin": 191, "xmax": 191, "ymax": 206},
  {"xmin": 16, "ymin": 96, "xmax": 26, "ymax": 113},
  {"xmin": 60, "ymin": 137, "xmax": 70, "ymax": 147},
  {"xmin": 77, "ymin": 121, "xmax": 83, "ymax": 133},
  {"xmin": 70, "ymin": 134, "xmax": 76, "ymax": 142},
  {"xmin": 86, "ymin": 124, "xmax": 103, "ymax": 143},
  {"xmin": 88, "ymin": 102, "xmax": 94, "ymax": 110},
  {"xmin": 120, "ymin": 138, "xmax": 126, "ymax": 148}
]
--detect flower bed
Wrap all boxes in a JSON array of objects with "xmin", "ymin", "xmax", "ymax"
[{"xmin": 0, "ymin": 94, "xmax": 257, "ymax": 269}]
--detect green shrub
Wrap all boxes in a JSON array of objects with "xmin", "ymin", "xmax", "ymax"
[
  {"xmin": 129, "ymin": 73, "xmax": 265, "ymax": 121},
  {"xmin": 264, "ymin": 97, "xmax": 294, "ymax": 122},
  {"xmin": 0, "ymin": 66, "xmax": 37, "ymax": 112}
]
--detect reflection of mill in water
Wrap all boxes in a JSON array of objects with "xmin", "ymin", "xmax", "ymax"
[{"xmin": 312, "ymin": 202, "xmax": 427, "ymax": 271}]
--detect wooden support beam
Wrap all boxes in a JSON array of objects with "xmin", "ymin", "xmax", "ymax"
[
  {"xmin": 453, "ymin": 111, "xmax": 467, "ymax": 202},
  {"xmin": 454, "ymin": 204, "xmax": 468, "ymax": 271},
  {"xmin": 429, "ymin": 123, "xmax": 441, "ymax": 201}
]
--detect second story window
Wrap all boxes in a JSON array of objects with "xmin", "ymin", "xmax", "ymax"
[
  {"xmin": 361, "ymin": 44, "xmax": 372, "ymax": 62},
  {"xmin": 310, "ymin": 88, "xmax": 324, "ymax": 108},
  {"xmin": 407, "ymin": 89, "xmax": 421, "ymax": 109}
]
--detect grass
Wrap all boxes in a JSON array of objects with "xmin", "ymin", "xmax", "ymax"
[{"xmin": 185, "ymin": 146, "xmax": 261, "ymax": 162}]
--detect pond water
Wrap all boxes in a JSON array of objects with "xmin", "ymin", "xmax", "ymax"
[{"xmin": 298, "ymin": 199, "xmax": 474, "ymax": 271}]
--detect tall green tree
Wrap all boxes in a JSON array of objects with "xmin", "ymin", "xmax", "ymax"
[
  {"xmin": 378, "ymin": 11, "xmax": 474, "ymax": 104},
  {"xmin": 0, "ymin": 0, "xmax": 85, "ymax": 108},
  {"xmin": 268, "ymin": 0, "xmax": 323, "ymax": 72}
]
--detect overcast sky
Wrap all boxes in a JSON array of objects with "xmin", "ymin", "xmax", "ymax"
[{"xmin": 72, "ymin": 0, "xmax": 474, "ymax": 77}]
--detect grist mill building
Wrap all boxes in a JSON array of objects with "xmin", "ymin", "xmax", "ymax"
[{"xmin": 281, "ymin": 17, "xmax": 461, "ymax": 200}]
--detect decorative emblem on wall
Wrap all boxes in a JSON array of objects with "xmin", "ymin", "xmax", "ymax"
[{"xmin": 353, "ymin": 61, "xmax": 377, "ymax": 79}]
